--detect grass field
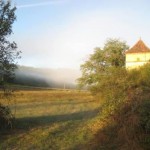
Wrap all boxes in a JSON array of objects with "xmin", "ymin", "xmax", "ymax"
[{"xmin": 0, "ymin": 90, "xmax": 101, "ymax": 150}]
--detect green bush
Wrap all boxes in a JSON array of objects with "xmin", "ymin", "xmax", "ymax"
[
  {"xmin": 0, "ymin": 104, "xmax": 14, "ymax": 129},
  {"xmin": 91, "ymin": 64, "xmax": 150, "ymax": 149},
  {"xmin": 139, "ymin": 100, "xmax": 150, "ymax": 133}
]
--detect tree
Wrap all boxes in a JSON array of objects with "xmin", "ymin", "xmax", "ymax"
[
  {"xmin": 0, "ymin": 0, "xmax": 20, "ymax": 87},
  {"xmin": 78, "ymin": 38, "xmax": 129, "ymax": 88},
  {"xmin": 0, "ymin": 0, "xmax": 20, "ymax": 128}
]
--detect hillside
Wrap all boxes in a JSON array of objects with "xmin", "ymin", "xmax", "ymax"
[{"xmin": 12, "ymin": 66, "xmax": 81, "ymax": 89}]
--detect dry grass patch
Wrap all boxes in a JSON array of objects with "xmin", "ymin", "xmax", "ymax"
[{"xmin": 0, "ymin": 90, "xmax": 101, "ymax": 150}]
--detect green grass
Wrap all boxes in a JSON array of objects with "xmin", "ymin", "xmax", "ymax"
[{"xmin": 0, "ymin": 90, "xmax": 101, "ymax": 150}]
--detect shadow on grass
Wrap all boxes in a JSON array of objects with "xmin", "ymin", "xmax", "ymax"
[
  {"xmin": 14, "ymin": 108, "xmax": 100, "ymax": 129},
  {"xmin": 11, "ymin": 100, "xmax": 95, "ymax": 110},
  {"xmin": 43, "ymin": 100, "xmax": 95, "ymax": 105},
  {"xmin": 0, "ymin": 108, "xmax": 100, "ymax": 149}
]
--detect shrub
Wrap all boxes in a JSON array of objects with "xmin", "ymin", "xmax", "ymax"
[
  {"xmin": 91, "ymin": 64, "xmax": 150, "ymax": 149},
  {"xmin": 0, "ymin": 104, "xmax": 14, "ymax": 129}
]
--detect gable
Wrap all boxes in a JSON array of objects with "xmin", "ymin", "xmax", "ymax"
[{"xmin": 126, "ymin": 40, "xmax": 150, "ymax": 54}]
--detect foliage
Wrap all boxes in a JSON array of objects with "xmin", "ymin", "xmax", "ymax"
[
  {"xmin": 0, "ymin": 0, "xmax": 20, "ymax": 129},
  {"xmin": 88, "ymin": 64, "xmax": 150, "ymax": 150},
  {"xmin": 78, "ymin": 38, "xmax": 129, "ymax": 88},
  {"xmin": 0, "ymin": 104, "xmax": 13, "ymax": 129},
  {"xmin": 0, "ymin": 0, "xmax": 20, "ymax": 86},
  {"xmin": 78, "ymin": 39, "xmax": 150, "ymax": 149}
]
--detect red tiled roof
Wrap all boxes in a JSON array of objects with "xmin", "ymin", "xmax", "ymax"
[{"xmin": 126, "ymin": 40, "xmax": 150, "ymax": 54}]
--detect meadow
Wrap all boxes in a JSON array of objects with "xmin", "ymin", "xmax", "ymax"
[{"xmin": 0, "ymin": 90, "xmax": 101, "ymax": 150}]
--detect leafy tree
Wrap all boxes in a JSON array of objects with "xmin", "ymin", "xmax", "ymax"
[
  {"xmin": 0, "ymin": 0, "xmax": 20, "ymax": 128},
  {"xmin": 78, "ymin": 38, "xmax": 129, "ymax": 88},
  {"xmin": 0, "ymin": 0, "xmax": 20, "ymax": 87}
]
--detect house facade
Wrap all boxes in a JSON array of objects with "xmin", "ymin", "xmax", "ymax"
[{"xmin": 125, "ymin": 40, "xmax": 150, "ymax": 69}]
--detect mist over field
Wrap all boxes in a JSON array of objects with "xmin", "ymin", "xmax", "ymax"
[{"xmin": 13, "ymin": 66, "xmax": 81, "ymax": 88}]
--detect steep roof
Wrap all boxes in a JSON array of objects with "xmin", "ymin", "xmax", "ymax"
[{"xmin": 126, "ymin": 39, "xmax": 150, "ymax": 54}]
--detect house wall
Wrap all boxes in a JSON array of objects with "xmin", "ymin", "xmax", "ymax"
[{"xmin": 126, "ymin": 52, "xmax": 150, "ymax": 69}]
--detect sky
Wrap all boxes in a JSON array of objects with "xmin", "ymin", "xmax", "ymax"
[{"xmin": 10, "ymin": 0, "xmax": 150, "ymax": 69}]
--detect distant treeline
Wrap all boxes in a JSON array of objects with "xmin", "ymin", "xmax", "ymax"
[{"xmin": 10, "ymin": 66, "xmax": 80, "ymax": 89}]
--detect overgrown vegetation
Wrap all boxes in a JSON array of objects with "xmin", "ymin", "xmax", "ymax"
[
  {"xmin": 0, "ymin": 104, "xmax": 13, "ymax": 129},
  {"xmin": 87, "ymin": 64, "xmax": 150, "ymax": 150},
  {"xmin": 78, "ymin": 39, "xmax": 150, "ymax": 149}
]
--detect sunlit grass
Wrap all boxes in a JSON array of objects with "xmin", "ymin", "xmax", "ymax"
[{"xmin": 0, "ymin": 90, "xmax": 101, "ymax": 150}]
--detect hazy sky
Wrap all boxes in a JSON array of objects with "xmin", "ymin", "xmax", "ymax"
[{"xmin": 11, "ymin": 0, "xmax": 150, "ymax": 69}]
